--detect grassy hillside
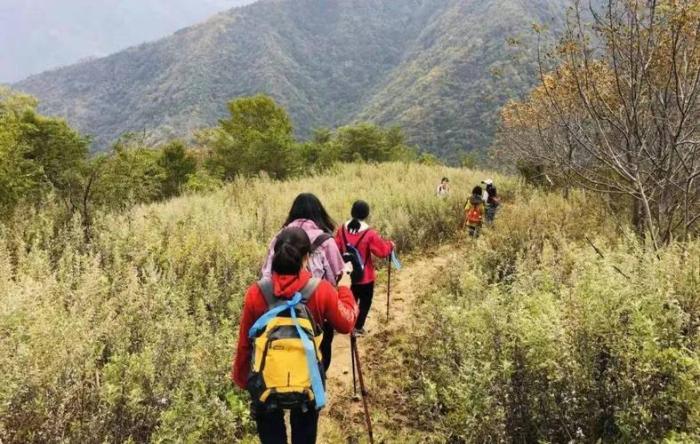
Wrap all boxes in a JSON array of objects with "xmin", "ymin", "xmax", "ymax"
[
  {"xmin": 365, "ymin": 190, "xmax": 700, "ymax": 442},
  {"xmin": 2, "ymin": 162, "xmax": 698, "ymax": 443},
  {"xmin": 0, "ymin": 163, "xmax": 480, "ymax": 442},
  {"xmin": 13, "ymin": 0, "xmax": 566, "ymax": 157}
]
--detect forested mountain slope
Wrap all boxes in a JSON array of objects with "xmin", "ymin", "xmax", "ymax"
[
  {"xmin": 0, "ymin": 0, "xmax": 254, "ymax": 83},
  {"xmin": 358, "ymin": 0, "xmax": 568, "ymax": 157},
  {"xmin": 14, "ymin": 0, "xmax": 567, "ymax": 157}
]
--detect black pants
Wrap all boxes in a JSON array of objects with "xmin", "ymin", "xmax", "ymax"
[
  {"xmin": 486, "ymin": 205, "xmax": 498, "ymax": 224},
  {"xmin": 255, "ymin": 407, "xmax": 319, "ymax": 444},
  {"xmin": 351, "ymin": 282, "xmax": 375, "ymax": 330},
  {"xmin": 320, "ymin": 322, "xmax": 334, "ymax": 371},
  {"xmin": 319, "ymin": 281, "xmax": 373, "ymax": 368}
]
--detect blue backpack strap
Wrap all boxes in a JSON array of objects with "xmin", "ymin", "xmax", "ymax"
[
  {"xmin": 249, "ymin": 292, "xmax": 302, "ymax": 338},
  {"xmin": 289, "ymin": 296, "xmax": 326, "ymax": 410}
]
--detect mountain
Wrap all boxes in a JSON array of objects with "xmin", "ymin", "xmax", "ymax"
[
  {"xmin": 13, "ymin": 0, "xmax": 568, "ymax": 159},
  {"xmin": 0, "ymin": 0, "xmax": 256, "ymax": 83},
  {"xmin": 358, "ymin": 0, "xmax": 568, "ymax": 157}
]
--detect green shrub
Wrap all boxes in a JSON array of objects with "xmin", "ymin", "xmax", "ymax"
[
  {"xmin": 405, "ymin": 189, "xmax": 700, "ymax": 443},
  {"xmin": 0, "ymin": 163, "xmax": 488, "ymax": 442}
]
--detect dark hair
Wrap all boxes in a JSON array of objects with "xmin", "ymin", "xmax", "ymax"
[
  {"xmin": 348, "ymin": 200, "xmax": 370, "ymax": 233},
  {"xmin": 441, "ymin": 177, "xmax": 449, "ymax": 183},
  {"xmin": 283, "ymin": 193, "xmax": 336, "ymax": 233},
  {"xmin": 472, "ymin": 186, "xmax": 483, "ymax": 196},
  {"xmin": 272, "ymin": 227, "xmax": 311, "ymax": 275}
]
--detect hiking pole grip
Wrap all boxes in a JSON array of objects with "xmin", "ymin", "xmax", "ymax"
[{"xmin": 352, "ymin": 340, "xmax": 375, "ymax": 444}]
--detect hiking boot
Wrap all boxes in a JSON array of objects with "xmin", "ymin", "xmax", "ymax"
[{"xmin": 353, "ymin": 328, "xmax": 366, "ymax": 337}]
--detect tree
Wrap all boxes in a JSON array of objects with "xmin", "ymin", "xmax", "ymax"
[
  {"xmin": 460, "ymin": 152, "xmax": 479, "ymax": 169},
  {"xmin": 500, "ymin": 0, "xmax": 700, "ymax": 245},
  {"xmin": 297, "ymin": 128, "xmax": 342, "ymax": 171},
  {"xmin": 0, "ymin": 87, "xmax": 89, "ymax": 217},
  {"xmin": 417, "ymin": 152, "xmax": 442, "ymax": 166},
  {"xmin": 20, "ymin": 110, "xmax": 90, "ymax": 209},
  {"xmin": 335, "ymin": 122, "xmax": 415, "ymax": 163},
  {"xmin": 90, "ymin": 136, "xmax": 166, "ymax": 211},
  {"xmin": 158, "ymin": 140, "xmax": 197, "ymax": 198},
  {"xmin": 0, "ymin": 129, "xmax": 40, "ymax": 217},
  {"xmin": 207, "ymin": 95, "xmax": 297, "ymax": 180}
]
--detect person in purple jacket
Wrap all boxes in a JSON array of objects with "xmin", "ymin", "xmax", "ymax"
[{"xmin": 261, "ymin": 193, "xmax": 345, "ymax": 370}]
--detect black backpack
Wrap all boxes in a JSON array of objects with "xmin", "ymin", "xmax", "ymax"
[{"xmin": 340, "ymin": 227, "xmax": 369, "ymax": 283}]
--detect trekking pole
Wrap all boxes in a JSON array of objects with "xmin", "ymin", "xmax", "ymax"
[
  {"xmin": 351, "ymin": 337, "xmax": 375, "ymax": 444},
  {"xmin": 351, "ymin": 334, "xmax": 357, "ymax": 397},
  {"xmin": 386, "ymin": 259, "xmax": 392, "ymax": 322}
]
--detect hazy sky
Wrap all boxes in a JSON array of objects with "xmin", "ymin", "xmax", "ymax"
[{"xmin": 0, "ymin": 0, "xmax": 256, "ymax": 83}]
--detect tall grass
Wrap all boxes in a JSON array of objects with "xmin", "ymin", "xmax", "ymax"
[
  {"xmin": 399, "ymin": 190, "xmax": 700, "ymax": 443},
  {"xmin": 0, "ymin": 163, "xmax": 501, "ymax": 443}
]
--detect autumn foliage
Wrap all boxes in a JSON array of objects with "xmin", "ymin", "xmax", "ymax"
[{"xmin": 500, "ymin": 0, "xmax": 700, "ymax": 245}]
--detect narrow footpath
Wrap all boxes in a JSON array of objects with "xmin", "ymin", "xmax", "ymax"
[{"xmin": 318, "ymin": 245, "xmax": 458, "ymax": 443}]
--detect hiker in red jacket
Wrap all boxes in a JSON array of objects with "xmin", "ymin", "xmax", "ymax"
[
  {"xmin": 261, "ymin": 193, "xmax": 345, "ymax": 371},
  {"xmin": 232, "ymin": 227, "xmax": 358, "ymax": 444},
  {"xmin": 334, "ymin": 200, "xmax": 394, "ymax": 336}
]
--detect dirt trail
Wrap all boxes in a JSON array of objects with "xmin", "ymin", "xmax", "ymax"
[{"xmin": 318, "ymin": 245, "xmax": 458, "ymax": 443}]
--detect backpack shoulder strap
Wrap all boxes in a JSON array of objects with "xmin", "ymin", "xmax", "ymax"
[
  {"xmin": 257, "ymin": 278, "xmax": 277, "ymax": 307},
  {"xmin": 259, "ymin": 277, "xmax": 320, "ymax": 304},
  {"xmin": 300, "ymin": 278, "xmax": 321, "ymax": 303},
  {"xmin": 345, "ymin": 227, "xmax": 369, "ymax": 248},
  {"xmin": 356, "ymin": 229, "xmax": 371, "ymax": 264},
  {"xmin": 311, "ymin": 233, "xmax": 332, "ymax": 253},
  {"xmin": 356, "ymin": 229, "xmax": 370, "ymax": 246}
]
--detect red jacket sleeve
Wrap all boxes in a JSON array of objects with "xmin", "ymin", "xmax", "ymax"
[
  {"xmin": 334, "ymin": 228, "xmax": 345, "ymax": 252},
  {"xmin": 368, "ymin": 230, "xmax": 393, "ymax": 259},
  {"xmin": 317, "ymin": 281, "xmax": 358, "ymax": 334},
  {"xmin": 231, "ymin": 285, "xmax": 265, "ymax": 389}
]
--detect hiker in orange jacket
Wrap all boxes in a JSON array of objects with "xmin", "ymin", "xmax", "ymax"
[
  {"xmin": 465, "ymin": 185, "xmax": 485, "ymax": 238},
  {"xmin": 334, "ymin": 200, "xmax": 394, "ymax": 336}
]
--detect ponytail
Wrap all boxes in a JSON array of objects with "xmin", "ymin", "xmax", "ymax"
[
  {"xmin": 272, "ymin": 227, "xmax": 311, "ymax": 275},
  {"xmin": 348, "ymin": 218, "xmax": 361, "ymax": 234}
]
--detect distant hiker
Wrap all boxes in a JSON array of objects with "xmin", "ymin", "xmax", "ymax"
[
  {"xmin": 262, "ymin": 193, "xmax": 345, "ymax": 370},
  {"xmin": 465, "ymin": 186, "xmax": 485, "ymax": 238},
  {"xmin": 436, "ymin": 177, "xmax": 450, "ymax": 198},
  {"xmin": 482, "ymin": 178, "xmax": 500, "ymax": 225},
  {"xmin": 233, "ymin": 227, "xmax": 358, "ymax": 444},
  {"xmin": 334, "ymin": 200, "xmax": 394, "ymax": 336}
]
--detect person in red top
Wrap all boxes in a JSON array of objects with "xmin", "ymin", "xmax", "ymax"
[
  {"xmin": 334, "ymin": 200, "xmax": 394, "ymax": 336},
  {"xmin": 232, "ymin": 227, "xmax": 358, "ymax": 444}
]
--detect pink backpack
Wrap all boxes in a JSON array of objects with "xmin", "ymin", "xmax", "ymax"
[{"xmin": 308, "ymin": 233, "xmax": 333, "ymax": 281}]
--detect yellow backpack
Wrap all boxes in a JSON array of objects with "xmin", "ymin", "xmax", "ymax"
[{"xmin": 247, "ymin": 278, "xmax": 326, "ymax": 410}]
